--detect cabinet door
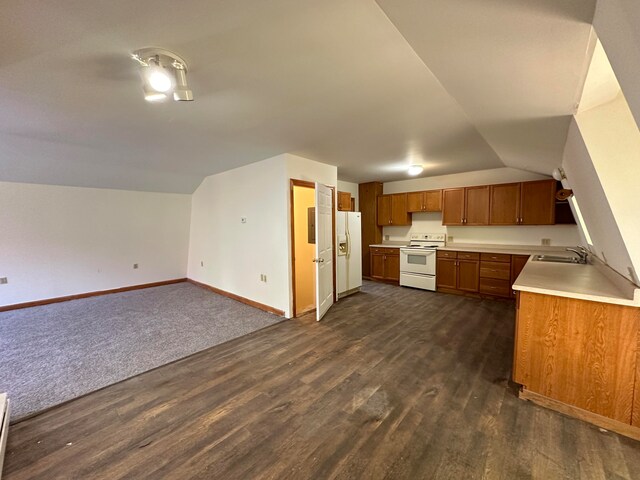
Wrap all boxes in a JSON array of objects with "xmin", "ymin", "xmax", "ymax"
[
  {"xmin": 436, "ymin": 258, "xmax": 458, "ymax": 289},
  {"xmin": 510, "ymin": 255, "xmax": 529, "ymax": 297},
  {"xmin": 371, "ymin": 254, "xmax": 385, "ymax": 279},
  {"xmin": 337, "ymin": 191, "xmax": 352, "ymax": 211},
  {"xmin": 406, "ymin": 191, "xmax": 425, "ymax": 212},
  {"xmin": 377, "ymin": 195, "xmax": 391, "ymax": 226},
  {"xmin": 425, "ymin": 190, "xmax": 442, "ymax": 212},
  {"xmin": 520, "ymin": 180, "xmax": 556, "ymax": 225},
  {"xmin": 390, "ymin": 194, "xmax": 411, "ymax": 226},
  {"xmin": 385, "ymin": 254, "xmax": 400, "ymax": 281},
  {"xmin": 442, "ymin": 188, "xmax": 465, "ymax": 225},
  {"xmin": 465, "ymin": 186, "xmax": 490, "ymax": 225},
  {"xmin": 457, "ymin": 260, "xmax": 480, "ymax": 292},
  {"xmin": 490, "ymin": 183, "xmax": 520, "ymax": 225}
]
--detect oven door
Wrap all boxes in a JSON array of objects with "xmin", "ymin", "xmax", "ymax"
[{"xmin": 400, "ymin": 248, "xmax": 436, "ymax": 275}]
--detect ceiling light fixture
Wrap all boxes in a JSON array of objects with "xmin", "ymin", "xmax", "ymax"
[
  {"xmin": 131, "ymin": 48, "xmax": 193, "ymax": 102},
  {"xmin": 407, "ymin": 165, "xmax": 424, "ymax": 176},
  {"xmin": 552, "ymin": 167, "xmax": 567, "ymax": 181}
]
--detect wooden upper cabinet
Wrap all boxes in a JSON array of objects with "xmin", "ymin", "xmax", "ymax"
[
  {"xmin": 337, "ymin": 191, "xmax": 352, "ymax": 211},
  {"xmin": 407, "ymin": 190, "xmax": 442, "ymax": 213},
  {"xmin": 377, "ymin": 195, "xmax": 391, "ymax": 226},
  {"xmin": 520, "ymin": 180, "xmax": 556, "ymax": 225},
  {"xmin": 490, "ymin": 183, "xmax": 520, "ymax": 225},
  {"xmin": 425, "ymin": 190, "xmax": 442, "ymax": 212},
  {"xmin": 406, "ymin": 192, "xmax": 424, "ymax": 212},
  {"xmin": 390, "ymin": 194, "xmax": 411, "ymax": 225},
  {"xmin": 377, "ymin": 194, "xmax": 411, "ymax": 226},
  {"xmin": 376, "ymin": 194, "xmax": 411, "ymax": 226},
  {"xmin": 464, "ymin": 186, "xmax": 490, "ymax": 225},
  {"xmin": 442, "ymin": 188, "xmax": 465, "ymax": 225}
]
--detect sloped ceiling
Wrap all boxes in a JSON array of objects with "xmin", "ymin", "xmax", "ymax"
[
  {"xmin": 376, "ymin": 0, "xmax": 597, "ymax": 174},
  {"xmin": 0, "ymin": 0, "xmax": 596, "ymax": 193}
]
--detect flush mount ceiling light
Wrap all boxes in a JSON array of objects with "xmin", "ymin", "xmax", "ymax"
[
  {"xmin": 407, "ymin": 165, "xmax": 424, "ymax": 176},
  {"xmin": 552, "ymin": 167, "xmax": 567, "ymax": 181},
  {"xmin": 131, "ymin": 48, "xmax": 193, "ymax": 102}
]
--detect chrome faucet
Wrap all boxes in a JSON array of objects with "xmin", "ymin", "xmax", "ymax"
[{"xmin": 566, "ymin": 246, "xmax": 589, "ymax": 264}]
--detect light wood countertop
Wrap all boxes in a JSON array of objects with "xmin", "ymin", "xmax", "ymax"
[{"xmin": 513, "ymin": 258, "xmax": 640, "ymax": 307}]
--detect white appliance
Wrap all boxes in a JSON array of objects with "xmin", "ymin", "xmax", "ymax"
[
  {"xmin": 336, "ymin": 211, "xmax": 362, "ymax": 299},
  {"xmin": 400, "ymin": 233, "xmax": 446, "ymax": 291}
]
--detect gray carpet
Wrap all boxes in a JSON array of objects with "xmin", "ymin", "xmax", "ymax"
[{"xmin": 0, "ymin": 282, "xmax": 283, "ymax": 420}]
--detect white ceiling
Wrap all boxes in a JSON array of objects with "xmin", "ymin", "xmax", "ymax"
[{"xmin": 0, "ymin": 0, "xmax": 596, "ymax": 193}]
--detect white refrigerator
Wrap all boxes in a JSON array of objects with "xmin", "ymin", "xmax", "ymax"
[{"xmin": 336, "ymin": 211, "xmax": 362, "ymax": 299}]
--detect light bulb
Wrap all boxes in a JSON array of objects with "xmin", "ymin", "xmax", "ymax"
[
  {"xmin": 143, "ymin": 64, "xmax": 174, "ymax": 93},
  {"xmin": 143, "ymin": 84, "xmax": 168, "ymax": 102},
  {"xmin": 408, "ymin": 165, "xmax": 424, "ymax": 176}
]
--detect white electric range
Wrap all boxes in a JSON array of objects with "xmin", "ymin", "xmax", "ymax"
[{"xmin": 400, "ymin": 233, "xmax": 446, "ymax": 291}]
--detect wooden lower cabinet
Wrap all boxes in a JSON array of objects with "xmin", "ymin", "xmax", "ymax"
[
  {"xmin": 436, "ymin": 257, "xmax": 457, "ymax": 290},
  {"xmin": 514, "ymin": 291, "xmax": 640, "ymax": 436},
  {"xmin": 510, "ymin": 255, "xmax": 529, "ymax": 298},
  {"xmin": 436, "ymin": 252, "xmax": 479, "ymax": 293},
  {"xmin": 370, "ymin": 247, "xmax": 400, "ymax": 282},
  {"xmin": 457, "ymin": 260, "xmax": 479, "ymax": 292}
]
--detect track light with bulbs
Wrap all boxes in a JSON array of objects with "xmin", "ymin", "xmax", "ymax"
[{"xmin": 131, "ymin": 48, "xmax": 193, "ymax": 102}]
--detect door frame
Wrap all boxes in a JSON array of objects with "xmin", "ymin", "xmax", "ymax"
[{"xmin": 290, "ymin": 179, "xmax": 337, "ymax": 318}]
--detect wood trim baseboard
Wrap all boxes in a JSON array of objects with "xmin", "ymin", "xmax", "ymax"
[
  {"xmin": 519, "ymin": 388, "xmax": 640, "ymax": 441},
  {"xmin": 187, "ymin": 279, "xmax": 285, "ymax": 317},
  {"xmin": 0, "ymin": 278, "xmax": 188, "ymax": 312}
]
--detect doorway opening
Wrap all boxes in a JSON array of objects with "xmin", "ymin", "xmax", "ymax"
[
  {"xmin": 290, "ymin": 179, "xmax": 337, "ymax": 319},
  {"xmin": 291, "ymin": 181, "xmax": 316, "ymax": 317}
]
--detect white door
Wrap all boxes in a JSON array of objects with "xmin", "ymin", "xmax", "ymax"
[{"xmin": 315, "ymin": 183, "xmax": 334, "ymax": 321}]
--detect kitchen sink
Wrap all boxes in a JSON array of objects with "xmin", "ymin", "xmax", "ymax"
[{"xmin": 532, "ymin": 254, "xmax": 581, "ymax": 264}]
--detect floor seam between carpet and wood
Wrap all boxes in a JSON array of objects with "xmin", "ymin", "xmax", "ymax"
[{"xmin": 0, "ymin": 282, "xmax": 283, "ymax": 420}]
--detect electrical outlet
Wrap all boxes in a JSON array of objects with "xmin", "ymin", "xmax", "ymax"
[
  {"xmin": 384, "ymin": 235, "xmax": 390, "ymax": 241},
  {"xmin": 0, "ymin": 277, "xmax": 7, "ymax": 285},
  {"xmin": 241, "ymin": 217, "xmax": 247, "ymax": 224},
  {"xmin": 133, "ymin": 263, "xmax": 139, "ymax": 269},
  {"xmin": 447, "ymin": 236, "xmax": 454, "ymax": 243},
  {"xmin": 260, "ymin": 274, "xmax": 267, "ymax": 282},
  {"xmin": 541, "ymin": 238, "xmax": 551, "ymax": 246}
]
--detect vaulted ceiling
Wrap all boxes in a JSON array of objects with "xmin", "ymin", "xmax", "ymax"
[{"xmin": 0, "ymin": 0, "xmax": 596, "ymax": 193}]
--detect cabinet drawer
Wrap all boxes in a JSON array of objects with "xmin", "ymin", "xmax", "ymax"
[
  {"xmin": 479, "ymin": 278, "xmax": 511, "ymax": 297},
  {"xmin": 458, "ymin": 252, "xmax": 480, "ymax": 260},
  {"xmin": 371, "ymin": 247, "xmax": 399, "ymax": 255},
  {"xmin": 480, "ymin": 252, "xmax": 511, "ymax": 263},
  {"xmin": 437, "ymin": 250, "xmax": 457, "ymax": 259},
  {"xmin": 480, "ymin": 261, "xmax": 511, "ymax": 280}
]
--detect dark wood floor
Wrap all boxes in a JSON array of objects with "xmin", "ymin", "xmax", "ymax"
[{"xmin": 4, "ymin": 281, "xmax": 640, "ymax": 479}]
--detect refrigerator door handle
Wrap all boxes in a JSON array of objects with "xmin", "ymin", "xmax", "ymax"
[{"xmin": 346, "ymin": 230, "xmax": 351, "ymax": 256}]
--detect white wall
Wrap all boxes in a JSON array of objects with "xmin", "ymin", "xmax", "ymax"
[
  {"xmin": 188, "ymin": 153, "xmax": 337, "ymax": 319},
  {"xmin": 0, "ymin": 182, "xmax": 191, "ymax": 307},
  {"xmin": 594, "ymin": 0, "xmax": 640, "ymax": 129},
  {"xmin": 381, "ymin": 168, "xmax": 580, "ymax": 246},
  {"xmin": 337, "ymin": 180, "xmax": 359, "ymax": 211},
  {"xmin": 573, "ymin": 95, "xmax": 640, "ymax": 282},
  {"xmin": 383, "ymin": 167, "xmax": 550, "ymax": 194},
  {"xmin": 188, "ymin": 154, "xmax": 290, "ymax": 315},
  {"xmin": 562, "ymin": 119, "xmax": 634, "ymax": 280}
]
